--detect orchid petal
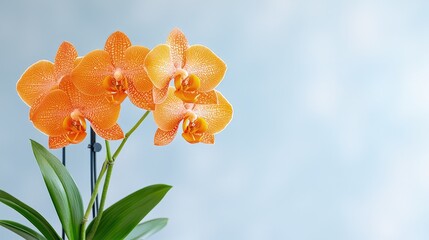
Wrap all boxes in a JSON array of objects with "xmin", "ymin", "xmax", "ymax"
[
  {"xmin": 81, "ymin": 94, "xmax": 121, "ymax": 130},
  {"xmin": 59, "ymin": 76, "xmax": 120, "ymax": 129},
  {"xmin": 144, "ymin": 44, "xmax": 175, "ymax": 89},
  {"xmin": 30, "ymin": 89, "xmax": 72, "ymax": 136},
  {"xmin": 184, "ymin": 45, "xmax": 226, "ymax": 91},
  {"xmin": 154, "ymin": 126, "xmax": 179, "ymax": 146},
  {"xmin": 194, "ymin": 91, "xmax": 233, "ymax": 134},
  {"xmin": 124, "ymin": 45, "xmax": 153, "ymax": 92},
  {"xmin": 49, "ymin": 135, "xmax": 69, "ymax": 149},
  {"xmin": 200, "ymin": 133, "xmax": 215, "ymax": 144},
  {"xmin": 91, "ymin": 123, "xmax": 124, "ymax": 140},
  {"xmin": 153, "ymin": 87, "xmax": 186, "ymax": 131},
  {"xmin": 167, "ymin": 28, "xmax": 188, "ymax": 68},
  {"xmin": 17, "ymin": 60, "xmax": 55, "ymax": 106},
  {"xmin": 153, "ymin": 84, "xmax": 169, "ymax": 104},
  {"xmin": 127, "ymin": 80, "xmax": 155, "ymax": 110},
  {"xmin": 195, "ymin": 90, "xmax": 218, "ymax": 104},
  {"xmin": 104, "ymin": 31, "xmax": 132, "ymax": 68},
  {"xmin": 58, "ymin": 76, "xmax": 80, "ymax": 105},
  {"xmin": 72, "ymin": 50, "xmax": 114, "ymax": 96},
  {"xmin": 54, "ymin": 41, "xmax": 78, "ymax": 80},
  {"xmin": 74, "ymin": 57, "xmax": 83, "ymax": 67}
]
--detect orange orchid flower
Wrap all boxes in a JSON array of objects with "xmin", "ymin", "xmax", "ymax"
[
  {"xmin": 30, "ymin": 76, "xmax": 124, "ymax": 149},
  {"xmin": 144, "ymin": 28, "xmax": 226, "ymax": 104},
  {"xmin": 153, "ymin": 87, "xmax": 233, "ymax": 146},
  {"xmin": 72, "ymin": 31, "xmax": 155, "ymax": 110},
  {"xmin": 17, "ymin": 41, "xmax": 79, "ymax": 108}
]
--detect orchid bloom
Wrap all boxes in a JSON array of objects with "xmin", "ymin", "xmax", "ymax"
[
  {"xmin": 17, "ymin": 41, "xmax": 79, "ymax": 108},
  {"xmin": 153, "ymin": 87, "xmax": 233, "ymax": 145},
  {"xmin": 144, "ymin": 28, "xmax": 226, "ymax": 104},
  {"xmin": 30, "ymin": 76, "xmax": 124, "ymax": 149},
  {"xmin": 72, "ymin": 31, "xmax": 155, "ymax": 110}
]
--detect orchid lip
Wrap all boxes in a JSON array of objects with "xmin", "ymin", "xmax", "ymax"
[
  {"xmin": 181, "ymin": 114, "xmax": 208, "ymax": 144},
  {"xmin": 174, "ymin": 73, "xmax": 201, "ymax": 103},
  {"xmin": 62, "ymin": 109, "xmax": 87, "ymax": 144}
]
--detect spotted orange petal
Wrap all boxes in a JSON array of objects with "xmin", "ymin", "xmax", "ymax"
[
  {"xmin": 195, "ymin": 90, "xmax": 218, "ymax": 104},
  {"xmin": 74, "ymin": 57, "xmax": 83, "ymax": 67},
  {"xmin": 58, "ymin": 76, "xmax": 82, "ymax": 105},
  {"xmin": 72, "ymin": 50, "xmax": 114, "ymax": 96},
  {"xmin": 154, "ymin": 126, "xmax": 179, "ymax": 146},
  {"xmin": 17, "ymin": 60, "xmax": 56, "ymax": 106},
  {"xmin": 124, "ymin": 45, "xmax": 153, "ymax": 92},
  {"xmin": 30, "ymin": 89, "xmax": 72, "ymax": 136},
  {"xmin": 200, "ymin": 133, "xmax": 215, "ymax": 144},
  {"xmin": 49, "ymin": 135, "xmax": 70, "ymax": 149},
  {"xmin": 184, "ymin": 45, "xmax": 226, "ymax": 92},
  {"xmin": 104, "ymin": 31, "xmax": 131, "ymax": 68},
  {"xmin": 144, "ymin": 44, "xmax": 175, "ymax": 89},
  {"xmin": 193, "ymin": 91, "xmax": 233, "ymax": 134},
  {"xmin": 49, "ymin": 132, "xmax": 87, "ymax": 148},
  {"xmin": 28, "ymin": 91, "xmax": 47, "ymax": 119},
  {"xmin": 59, "ymin": 76, "xmax": 120, "ymax": 129},
  {"xmin": 128, "ymin": 80, "xmax": 155, "ymax": 110},
  {"xmin": 167, "ymin": 28, "xmax": 188, "ymax": 68},
  {"xmin": 83, "ymin": 97, "xmax": 121, "ymax": 130},
  {"xmin": 153, "ymin": 87, "xmax": 186, "ymax": 131},
  {"xmin": 91, "ymin": 123, "xmax": 124, "ymax": 140},
  {"xmin": 54, "ymin": 41, "xmax": 78, "ymax": 80},
  {"xmin": 153, "ymin": 84, "xmax": 169, "ymax": 104}
]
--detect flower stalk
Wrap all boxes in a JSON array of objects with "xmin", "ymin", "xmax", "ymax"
[
  {"xmin": 81, "ymin": 110, "xmax": 151, "ymax": 240},
  {"xmin": 80, "ymin": 160, "xmax": 107, "ymax": 240}
]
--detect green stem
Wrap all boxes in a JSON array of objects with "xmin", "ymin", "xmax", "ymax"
[
  {"xmin": 80, "ymin": 160, "xmax": 108, "ymax": 240},
  {"xmin": 113, "ymin": 110, "xmax": 150, "ymax": 160},
  {"xmin": 84, "ymin": 110, "xmax": 150, "ymax": 239},
  {"xmin": 86, "ymin": 142, "xmax": 113, "ymax": 240}
]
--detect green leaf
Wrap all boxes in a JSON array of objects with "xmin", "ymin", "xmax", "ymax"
[
  {"xmin": 87, "ymin": 184, "xmax": 171, "ymax": 240},
  {"xmin": 31, "ymin": 140, "xmax": 83, "ymax": 240},
  {"xmin": 124, "ymin": 218, "xmax": 168, "ymax": 240},
  {"xmin": 0, "ymin": 220, "xmax": 46, "ymax": 240},
  {"xmin": 0, "ymin": 190, "xmax": 60, "ymax": 240}
]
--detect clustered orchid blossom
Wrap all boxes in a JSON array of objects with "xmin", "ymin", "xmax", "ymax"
[
  {"xmin": 3, "ymin": 28, "xmax": 233, "ymax": 240},
  {"xmin": 16, "ymin": 28, "xmax": 233, "ymax": 148}
]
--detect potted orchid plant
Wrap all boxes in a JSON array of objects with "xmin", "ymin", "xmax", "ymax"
[{"xmin": 0, "ymin": 28, "xmax": 233, "ymax": 240}]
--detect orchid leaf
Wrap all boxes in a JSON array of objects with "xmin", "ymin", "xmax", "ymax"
[
  {"xmin": 0, "ymin": 190, "xmax": 60, "ymax": 240},
  {"xmin": 0, "ymin": 220, "xmax": 46, "ymax": 240},
  {"xmin": 124, "ymin": 218, "xmax": 168, "ymax": 240},
  {"xmin": 31, "ymin": 140, "xmax": 83, "ymax": 240},
  {"xmin": 87, "ymin": 184, "xmax": 171, "ymax": 240}
]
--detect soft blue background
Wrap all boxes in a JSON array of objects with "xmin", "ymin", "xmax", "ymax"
[{"xmin": 2, "ymin": 0, "xmax": 429, "ymax": 239}]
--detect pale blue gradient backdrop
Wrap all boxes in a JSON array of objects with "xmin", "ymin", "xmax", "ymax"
[{"xmin": 2, "ymin": 0, "xmax": 429, "ymax": 239}]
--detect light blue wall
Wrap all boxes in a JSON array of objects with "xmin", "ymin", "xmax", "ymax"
[{"xmin": 1, "ymin": 0, "xmax": 429, "ymax": 239}]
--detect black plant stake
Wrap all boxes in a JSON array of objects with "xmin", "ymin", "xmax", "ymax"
[
  {"xmin": 89, "ymin": 128, "xmax": 102, "ymax": 218},
  {"xmin": 62, "ymin": 147, "xmax": 66, "ymax": 240}
]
